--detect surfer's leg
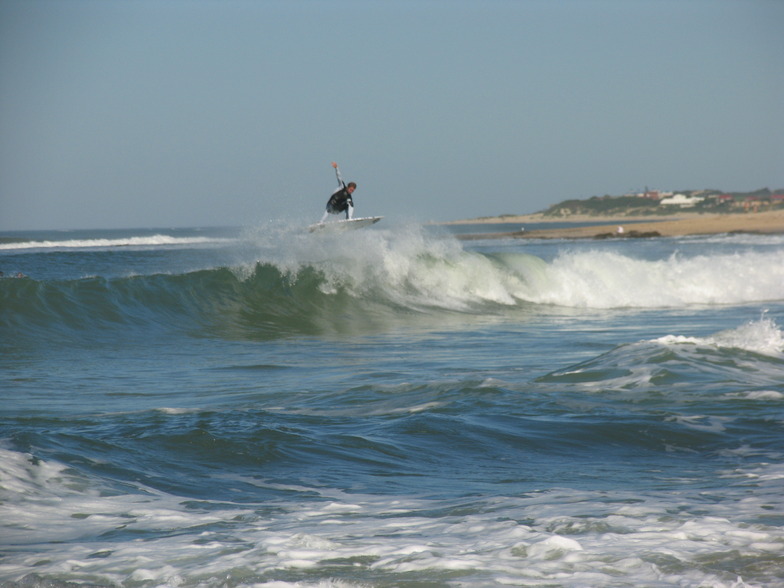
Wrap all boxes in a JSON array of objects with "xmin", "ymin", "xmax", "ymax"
[
  {"xmin": 320, "ymin": 210, "xmax": 330, "ymax": 224},
  {"xmin": 346, "ymin": 204, "xmax": 354, "ymax": 220}
]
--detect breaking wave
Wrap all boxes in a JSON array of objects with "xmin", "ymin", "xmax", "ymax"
[{"xmin": 2, "ymin": 226, "xmax": 783, "ymax": 342}]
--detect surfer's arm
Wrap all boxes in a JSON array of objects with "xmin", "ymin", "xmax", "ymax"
[{"xmin": 332, "ymin": 162, "xmax": 344, "ymax": 187}]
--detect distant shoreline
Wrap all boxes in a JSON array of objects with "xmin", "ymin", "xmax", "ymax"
[
  {"xmin": 440, "ymin": 209, "xmax": 784, "ymax": 240},
  {"xmin": 441, "ymin": 212, "xmax": 691, "ymax": 225}
]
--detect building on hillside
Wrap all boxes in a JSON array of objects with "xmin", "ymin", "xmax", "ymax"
[
  {"xmin": 716, "ymin": 194, "xmax": 734, "ymax": 205},
  {"xmin": 659, "ymin": 194, "xmax": 705, "ymax": 208}
]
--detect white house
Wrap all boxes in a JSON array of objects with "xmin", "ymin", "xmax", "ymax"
[{"xmin": 659, "ymin": 193, "xmax": 704, "ymax": 208}]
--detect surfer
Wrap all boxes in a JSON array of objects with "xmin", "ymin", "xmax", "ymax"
[{"xmin": 319, "ymin": 162, "xmax": 356, "ymax": 223}]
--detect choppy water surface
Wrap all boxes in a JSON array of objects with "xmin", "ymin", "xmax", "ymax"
[{"xmin": 2, "ymin": 221, "xmax": 783, "ymax": 587}]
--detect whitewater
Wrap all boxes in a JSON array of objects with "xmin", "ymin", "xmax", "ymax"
[{"xmin": 1, "ymin": 221, "xmax": 783, "ymax": 587}]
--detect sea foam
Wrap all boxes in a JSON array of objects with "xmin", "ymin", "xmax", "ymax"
[
  {"xmin": 0, "ymin": 234, "xmax": 232, "ymax": 251},
  {"xmin": 656, "ymin": 315, "xmax": 784, "ymax": 358},
  {"xmin": 2, "ymin": 445, "xmax": 781, "ymax": 587},
  {"xmin": 520, "ymin": 249, "xmax": 784, "ymax": 309},
  {"xmin": 242, "ymin": 224, "xmax": 784, "ymax": 313}
]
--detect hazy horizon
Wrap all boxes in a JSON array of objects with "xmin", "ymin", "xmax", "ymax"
[{"xmin": 2, "ymin": 0, "xmax": 782, "ymax": 231}]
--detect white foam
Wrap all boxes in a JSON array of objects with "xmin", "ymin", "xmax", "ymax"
[
  {"xmin": 656, "ymin": 316, "xmax": 784, "ymax": 358},
  {"xmin": 723, "ymin": 390, "xmax": 784, "ymax": 401},
  {"xmin": 666, "ymin": 414, "xmax": 729, "ymax": 433},
  {"xmin": 521, "ymin": 249, "xmax": 784, "ymax": 309},
  {"xmin": 0, "ymin": 234, "xmax": 233, "ymax": 251},
  {"xmin": 2, "ymin": 446, "xmax": 782, "ymax": 587},
  {"xmin": 239, "ymin": 223, "xmax": 536, "ymax": 311},
  {"xmin": 552, "ymin": 316, "xmax": 784, "ymax": 394},
  {"xmin": 224, "ymin": 223, "xmax": 784, "ymax": 314}
]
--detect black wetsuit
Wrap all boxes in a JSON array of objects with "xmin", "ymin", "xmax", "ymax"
[
  {"xmin": 326, "ymin": 186, "xmax": 354, "ymax": 217},
  {"xmin": 321, "ymin": 165, "xmax": 354, "ymax": 221}
]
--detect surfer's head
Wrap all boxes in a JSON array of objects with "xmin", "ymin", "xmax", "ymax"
[{"xmin": 347, "ymin": 182, "xmax": 357, "ymax": 193}]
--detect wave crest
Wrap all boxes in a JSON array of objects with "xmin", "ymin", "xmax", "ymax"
[{"xmin": 3, "ymin": 226, "xmax": 783, "ymax": 342}]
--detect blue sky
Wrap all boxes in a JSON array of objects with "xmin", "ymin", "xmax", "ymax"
[{"xmin": 1, "ymin": 0, "xmax": 782, "ymax": 230}]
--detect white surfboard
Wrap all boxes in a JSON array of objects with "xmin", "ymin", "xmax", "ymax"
[{"xmin": 308, "ymin": 216, "xmax": 383, "ymax": 233}]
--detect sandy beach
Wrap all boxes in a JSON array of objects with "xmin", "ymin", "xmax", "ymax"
[{"xmin": 445, "ymin": 209, "xmax": 784, "ymax": 240}]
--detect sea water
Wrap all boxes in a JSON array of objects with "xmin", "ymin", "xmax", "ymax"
[{"xmin": 1, "ymin": 221, "xmax": 783, "ymax": 587}]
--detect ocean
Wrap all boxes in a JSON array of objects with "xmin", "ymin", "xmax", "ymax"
[{"xmin": 1, "ymin": 220, "xmax": 783, "ymax": 587}]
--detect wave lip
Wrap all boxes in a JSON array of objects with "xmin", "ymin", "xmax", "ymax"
[
  {"xmin": 656, "ymin": 315, "xmax": 784, "ymax": 359},
  {"xmin": 539, "ymin": 317, "xmax": 784, "ymax": 395}
]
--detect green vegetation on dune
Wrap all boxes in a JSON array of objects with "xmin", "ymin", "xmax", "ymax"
[{"xmin": 541, "ymin": 187, "xmax": 784, "ymax": 218}]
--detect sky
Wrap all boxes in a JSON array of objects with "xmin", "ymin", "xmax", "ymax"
[{"xmin": 1, "ymin": 0, "xmax": 782, "ymax": 231}]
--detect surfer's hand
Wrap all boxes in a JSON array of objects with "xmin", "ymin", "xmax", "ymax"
[{"xmin": 331, "ymin": 162, "xmax": 338, "ymax": 168}]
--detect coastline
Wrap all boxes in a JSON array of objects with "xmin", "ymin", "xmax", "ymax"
[{"xmin": 442, "ymin": 209, "xmax": 784, "ymax": 240}]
